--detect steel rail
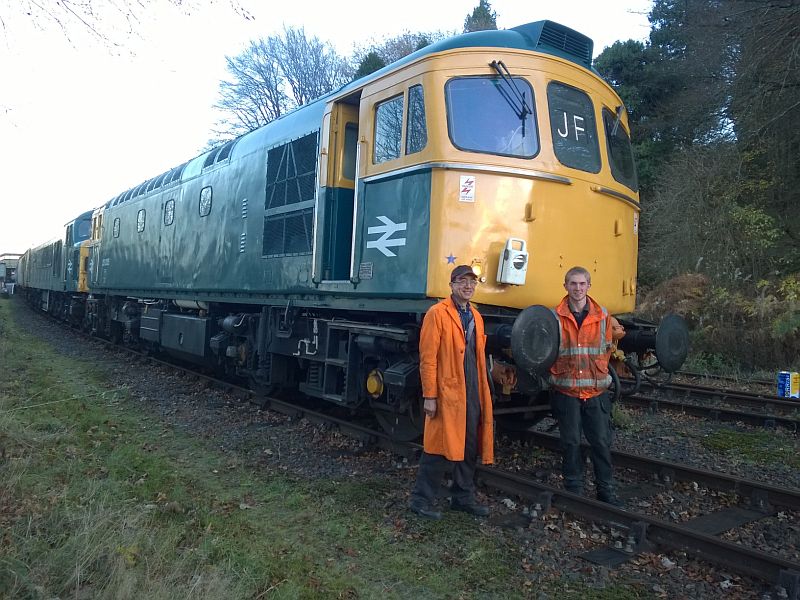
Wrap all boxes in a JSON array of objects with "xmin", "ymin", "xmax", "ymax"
[
  {"xmin": 620, "ymin": 393, "xmax": 800, "ymax": 431},
  {"xmin": 639, "ymin": 378, "xmax": 800, "ymax": 410},
  {"xmin": 477, "ymin": 467, "xmax": 800, "ymax": 589},
  {"xmin": 524, "ymin": 430, "xmax": 800, "ymax": 510},
  {"xmin": 675, "ymin": 370, "xmax": 776, "ymax": 389}
]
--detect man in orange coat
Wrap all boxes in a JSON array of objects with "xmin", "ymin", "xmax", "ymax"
[
  {"xmin": 409, "ymin": 265, "xmax": 494, "ymax": 519},
  {"xmin": 549, "ymin": 266, "xmax": 620, "ymax": 505}
]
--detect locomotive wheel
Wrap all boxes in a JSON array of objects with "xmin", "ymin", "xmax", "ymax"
[
  {"xmin": 248, "ymin": 375, "xmax": 278, "ymax": 409},
  {"xmin": 374, "ymin": 399, "xmax": 424, "ymax": 442}
]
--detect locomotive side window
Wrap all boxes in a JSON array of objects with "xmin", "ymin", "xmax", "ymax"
[
  {"xmin": 137, "ymin": 209, "xmax": 146, "ymax": 233},
  {"xmin": 547, "ymin": 82, "xmax": 600, "ymax": 173},
  {"xmin": 112, "ymin": 218, "xmax": 120, "ymax": 238},
  {"xmin": 262, "ymin": 132, "xmax": 318, "ymax": 257},
  {"xmin": 199, "ymin": 186, "xmax": 213, "ymax": 217},
  {"xmin": 602, "ymin": 109, "xmax": 639, "ymax": 192},
  {"xmin": 164, "ymin": 199, "xmax": 175, "ymax": 226},
  {"xmin": 446, "ymin": 76, "xmax": 538, "ymax": 158},
  {"xmin": 406, "ymin": 85, "xmax": 427, "ymax": 155},
  {"xmin": 52, "ymin": 241, "xmax": 61, "ymax": 277},
  {"xmin": 373, "ymin": 94, "xmax": 404, "ymax": 164},
  {"xmin": 76, "ymin": 218, "xmax": 91, "ymax": 241}
]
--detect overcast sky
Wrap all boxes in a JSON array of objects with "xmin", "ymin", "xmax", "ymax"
[{"xmin": 0, "ymin": 0, "xmax": 653, "ymax": 253}]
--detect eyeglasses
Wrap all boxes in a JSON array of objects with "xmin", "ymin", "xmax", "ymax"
[{"xmin": 452, "ymin": 278, "xmax": 478, "ymax": 287}]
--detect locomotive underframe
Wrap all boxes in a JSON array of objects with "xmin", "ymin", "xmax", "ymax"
[{"xmin": 17, "ymin": 287, "xmax": 681, "ymax": 440}]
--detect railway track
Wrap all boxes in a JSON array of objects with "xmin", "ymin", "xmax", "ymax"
[
  {"xmin": 620, "ymin": 393, "xmax": 800, "ymax": 431},
  {"xmin": 619, "ymin": 378, "xmax": 800, "ymax": 432},
  {"xmin": 676, "ymin": 369, "xmax": 777, "ymax": 389}
]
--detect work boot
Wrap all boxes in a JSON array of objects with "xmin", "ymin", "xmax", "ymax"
[
  {"xmin": 597, "ymin": 493, "xmax": 623, "ymax": 507},
  {"xmin": 410, "ymin": 503, "xmax": 442, "ymax": 520}
]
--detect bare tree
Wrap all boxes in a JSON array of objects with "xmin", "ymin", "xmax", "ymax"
[
  {"xmin": 212, "ymin": 26, "xmax": 352, "ymax": 139},
  {"xmin": 1, "ymin": 0, "xmax": 251, "ymax": 49},
  {"xmin": 272, "ymin": 26, "xmax": 353, "ymax": 107},
  {"xmin": 353, "ymin": 30, "xmax": 450, "ymax": 67},
  {"xmin": 212, "ymin": 39, "xmax": 289, "ymax": 139}
]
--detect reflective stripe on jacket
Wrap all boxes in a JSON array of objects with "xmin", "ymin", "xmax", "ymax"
[
  {"xmin": 419, "ymin": 298, "xmax": 494, "ymax": 464},
  {"xmin": 548, "ymin": 295, "xmax": 613, "ymax": 400}
]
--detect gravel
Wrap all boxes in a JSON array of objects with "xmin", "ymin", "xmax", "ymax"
[{"xmin": 12, "ymin": 299, "xmax": 798, "ymax": 599}]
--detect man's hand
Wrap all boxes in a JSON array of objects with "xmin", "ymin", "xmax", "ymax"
[{"xmin": 423, "ymin": 397, "xmax": 437, "ymax": 418}]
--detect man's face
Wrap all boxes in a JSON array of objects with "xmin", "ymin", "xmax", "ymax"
[
  {"xmin": 564, "ymin": 274, "xmax": 590, "ymax": 304},
  {"xmin": 450, "ymin": 276, "xmax": 478, "ymax": 304}
]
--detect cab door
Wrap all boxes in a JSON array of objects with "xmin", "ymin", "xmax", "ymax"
[{"xmin": 314, "ymin": 101, "xmax": 359, "ymax": 283}]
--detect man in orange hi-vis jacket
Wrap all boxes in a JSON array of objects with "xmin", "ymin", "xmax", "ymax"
[
  {"xmin": 409, "ymin": 265, "xmax": 494, "ymax": 520},
  {"xmin": 549, "ymin": 266, "xmax": 621, "ymax": 506}
]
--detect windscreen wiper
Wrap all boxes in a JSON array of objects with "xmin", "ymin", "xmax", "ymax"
[
  {"xmin": 611, "ymin": 105, "xmax": 624, "ymax": 137},
  {"xmin": 490, "ymin": 60, "xmax": 534, "ymax": 135}
]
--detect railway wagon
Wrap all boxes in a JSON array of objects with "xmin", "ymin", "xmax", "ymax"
[
  {"xmin": 0, "ymin": 253, "xmax": 20, "ymax": 290},
  {"xmin": 18, "ymin": 211, "xmax": 93, "ymax": 319},
  {"xmin": 27, "ymin": 21, "xmax": 688, "ymax": 438}
]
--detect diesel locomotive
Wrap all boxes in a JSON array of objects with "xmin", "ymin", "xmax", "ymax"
[{"xmin": 17, "ymin": 21, "xmax": 688, "ymax": 439}]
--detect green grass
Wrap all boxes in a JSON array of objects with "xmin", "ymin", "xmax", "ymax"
[
  {"xmin": 0, "ymin": 298, "xmax": 653, "ymax": 599},
  {"xmin": 611, "ymin": 403, "xmax": 642, "ymax": 432},
  {"xmin": 701, "ymin": 428, "xmax": 800, "ymax": 468}
]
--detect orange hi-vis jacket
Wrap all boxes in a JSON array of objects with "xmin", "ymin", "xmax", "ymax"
[
  {"xmin": 419, "ymin": 298, "xmax": 494, "ymax": 464},
  {"xmin": 548, "ymin": 295, "xmax": 614, "ymax": 400}
]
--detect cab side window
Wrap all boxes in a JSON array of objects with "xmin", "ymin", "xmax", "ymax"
[
  {"xmin": 602, "ymin": 109, "xmax": 639, "ymax": 192},
  {"xmin": 405, "ymin": 85, "xmax": 427, "ymax": 155},
  {"xmin": 374, "ymin": 94, "xmax": 404, "ymax": 164}
]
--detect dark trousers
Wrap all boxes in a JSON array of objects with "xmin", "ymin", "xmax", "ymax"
[
  {"xmin": 410, "ymin": 397, "xmax": 480, "ymax": 507},
  {"xmin": 549, "ymin": 390, "xmax": 614, "ymax": 497},
  {"xmin": 410, "ymin": 449, "xmax": 478, "ymax": 507}
]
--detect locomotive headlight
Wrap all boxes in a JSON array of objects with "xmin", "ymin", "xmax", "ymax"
[{"xmin": 470, "ymin": 260, "xmax": 485, "ymax": 282}]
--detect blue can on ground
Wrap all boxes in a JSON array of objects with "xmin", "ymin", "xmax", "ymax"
[{"xmin": 777, "ymin": 371, "xmax": 800, "ymax": 399}]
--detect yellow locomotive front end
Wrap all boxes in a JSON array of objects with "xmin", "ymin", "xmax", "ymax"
[
  {"xmin": 420, "ymin": 48, "xmax": 640, "ymax": 314},
  {"xmin": 349, "ymin": 21, "xmax": 686, "ymax": 418}
]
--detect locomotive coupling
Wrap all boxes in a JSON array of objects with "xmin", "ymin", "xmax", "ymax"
[
  {"xmin": 617, "ymin": 313, "xmax": 689, "ymax": 373},
  {"xmin": 508, "ymin": 308, "xmax": 690, "ymax": 376}
]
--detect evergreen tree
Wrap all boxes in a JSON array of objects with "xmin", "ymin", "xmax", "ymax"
[
  {"xmin": 354, "ymin": 51, "xmax": 386, "ymax": 79},
  {"xmin": 463, "ymin": 0, "xmax": 497, "ymax": 33}
]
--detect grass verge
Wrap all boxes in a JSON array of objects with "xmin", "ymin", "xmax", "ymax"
[
  {"xmin": 0, "ymin": 299, "xmax": 527, "ymax": 599},
  {"xmin": 700, "ymin": 428, "xmax": 800, "ymax": 469}
]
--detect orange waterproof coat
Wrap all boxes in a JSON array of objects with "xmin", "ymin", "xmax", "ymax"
[
  {"xmin": 419, "ymin": 298, "xmax": 494, "ymax": 464},
  {"xmin": 549, "ymin": 295, "xmax": 614, "ymax": 400}
]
